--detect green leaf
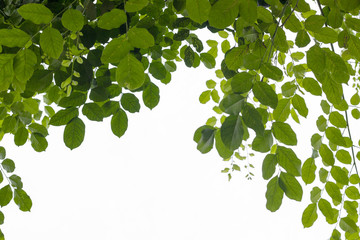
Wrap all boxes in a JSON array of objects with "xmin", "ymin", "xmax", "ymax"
[
  {"xmin": 40, "ymin": 27, "xmax": 63, "ymax": 59},
  {"xmin": 319, "ymin": 144, "xmax": 335, "ymax": 166},
  {"xmin": 125, "ymin": 0, "xmax": 149, "ymax": 12},
  {"xmin": 2, "ymin": 159, "xmax": 15, "ymax": 173},
  {"xmin": 325, "ymin": 127, "xmax": 347, "ymax": 147},
  {"xmin": 18, "ymin": 3, "xmax": 53, "ymax": 24},
  {"xmin": 350, "ymin": 93, "xmax": 360, "ymax": 105},
  {"xmin": 310, "ymin": 187, "xmax": 321, "ymax": 203},
  {"xmin": 252, "ymin": 130, "xmax": 273, "ymax": 153},
  {"xmin": 121, "ymin": 93, "xmax": 140, "ymax": 113},
  {"xmin": 327, "ymin": 8, "xmax": 343, "ymax": 29},
  {"xmin": 304, "ymin": 15, "xmax": 326, "ymax": 32},
  {"xmin": 345, "ymin": 186, "xmax": 360, "ymax": 200},
  {"xmin": 50, "ymin": 107, "xmax": 79, "ymax": 126},
  {"xmin": 306, "ymin": 45, "xmax": 326, "ymax": 75},
  {"xmin": 272, "ymin": 122, "xmax": 297, "ymax": 146},
  {"xmin": 197, "ymin": 128, "xmax": 215, "ymax": 154},
  {"xmin": 220, "ymin": 115, "xmax": 244, "ymax": 151},
  {"xmin": 321, "ymin": 100, "xmax": 330, "ymax": 114},
  {"xmin": 242, "ymin": 104, "xmax": 264, "ymax": 136},
  {"xmin": 231, "ymin": 72, "xmax": 254, "ymax": 93},
  {"xmin": 64, "ymin": 117, "xmax": 85, "ymax": 150},
  {"xmin": 301, "ymin": 158, "xmax": 316, "ymax": 184},
  {"xmin": 215, "ymin": 130, "xmax": 233, "ymax": 159},
  {"xmin": 0, "ymin": 147, "xmax": 5, "ymax": 160},
  {"xmin": 14, "ymin": 189, "xmax": 32, "ymax": 212},
  {"xmin": 28, "ymin": 123, "xmax": 48, "ymax": 137},
  {"xmin": 325, "ymin": 181, "xmax": 342, "ymax": 203},
  {"xmin": 260, "ymin": 63, "xmax": 283, "ymax": 81},
  {"xmin": 319, "ymin": 168, "xmax": 328, "ymax": 183},
  {"xmin": 276, "ymin": 146, "xmax": 301, "ymax": 176},
  {"xmin": 82, "ymin": 103, "xmax": 104, "ymax": 122},
  {"xmin": 279, "ymin": 172, "xmax": 303, "ymax": 201},
  {"xmin": 283, "ymin": 14, "xmax": 302, "ymax": 33},
  {"xmin": 295, "ymin": 30, "xmax": 310, "ymax": 48},
  {"xmin": 59, "ymin": 92, "xmax": 87, "ymax": 108},
  {"xmin": 184, "ymin": 46, "xmax": 195, "ymax": 67},
  {"xmin": 302, "ymin": 77, "xmax": 322, "ymax": 96},
  {"xmin": 239, "ymin": 0, "xmax": 257, "ymax": 23},
  {"xmin": 0, "ymin": 185, "xmax": 12, "ymax": 207},
  {"xmin": 302, "ymin": 203, "xmax": 318, "ymax": 228},
  {"xmin": 348, "ymin": 35, "xmax": 360, "ymax": 61},
  {"xmin": 257, "ymin": 6, "xmax": 273, "ymax": 23},
  {"xmin": 98, "ymin": 9, "xmax": 127, "ymax": 30},
  {"xmin": 340, "ymin": 0, "xmax": 360, "ymax": 11},
  {"xmin": 199, "ymin": 90, "xmax": 211, "ymax": 104},
  {"xmin": 26, "ymin": 70, "xmax": 53, "ymax": 93},
  {"xmin": 101, "ymin": 37, "xmax": 132, "ymax": 65},
  {"xmin": 143, "ymin": 82, "xmax": 160, "ymax": 110},
  {"xmin": 265, "ymin": 176, "xmax": 284, "ymax": 212},
  {"xmin": 186, "ymin": 0, "xmax": 211, "ymax": 24},
  {"xmin": 9, "ymin": 174, "xmax": 23, "ymax": 189},
  {"xmin": 253, "ymin": 81, "xmax": 278, "ymax": 109},
  {"xmin": 61, "ymin": 9, "xmax": 84, "ymax": 32},
  {"xmin": 116, "ymin": 53, "xmax": 145, "ymax": 90},
  {"xmin": 219, "ymin": 93, "xmax": 245, "ymax": 115},
  {"xmin": 311, "ymin": 133, "xmax": 322, "ymax": 150},
  {"xmin": 262, "ymin": 154, "xmax": 277, "ymax": 180},
  {"xmin": 330, "ymin": 166, "xmax": 349, "ymax": 185},
  {"xmin": 318, "ymin": 198, "xmax": 338, "ymax": 224},
  {"xmin": 340, "ymin": 217, "xmax": 358, "ymax": 234},
  {"xmin": 200, "ymin": 53, "xmax": 216, "ymax": 69},
  {"xmin": 89, "ymin": 87, "xmax": 108, "ymax": 102},
  {"xmin": 0, "ymin": 29, "xmax": 30, "ymax": 48},
  {"xmin": 111, "ymin": 109, "xmax": 128, "ymax": 138},
  {"xmin": 0, "ymin": 54, "xmax": 14, "ymax": 92},
  {"xmin": 314, "ymin": 27, "xmax": 338, "ymax": 44},
  {"xmin": 322, "ymin": 78, "xmax": 342, "ymax": 105},
  {"xmin": 336, "ymin": 149, "xmax": 352, "ymax": 165},
  {"xmin": 329, "ymin": 111, "xmax": 347, "ymax": 128},
  {"xmin": 273, "ymin": 98, "xmax": 291, "ymax": 122},
  {"xmin": 292, "ymin": 94, "xmax": 308, "ymax": 118},
  {"xmin": 208, "ymin": 0, "xmax": 239, "ymax": 29},
  {"xmin": 128, "ymin": 27, "xmax": 154, "ymax": 49},
  {"xmin": 30, "ymin": 133, "xmax": 48, "ymax": 152},
  {"xmin": 149, "ymin": 61, "xmax": 167, "ymax": 80},
  {"xmin": 224, "ymin": 47, "xmax": 245, "ymax": 70}
]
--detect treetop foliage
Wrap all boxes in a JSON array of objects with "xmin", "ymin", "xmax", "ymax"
[{"xmin": 1, "ymin": 0, "xmax": 360, "ymax": 239}]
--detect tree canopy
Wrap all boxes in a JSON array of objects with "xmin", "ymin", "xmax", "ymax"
[{"xmin": 1, "ymin": 0, "xmax": 360, "ymax": 239}]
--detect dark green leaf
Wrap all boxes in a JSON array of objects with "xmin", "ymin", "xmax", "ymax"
[
  {"xmin": 219, "ymin": 94, "xmax": 245, "ymax": 115},
  {"xmin": 111, "ymin": 109, "xmax": 128, "ymax": 138},
  {"xmin": 197, "ymin": 128, "xmax": 215, "ymax": 154},
  {"xmin": 30, "ymin": 133, "xmax": 48, "ymax": 152},
  {"xmin": 220, "ymin": 115, "xmax": 244, "ymax": 151},
  {"xmin": 231, "ymin": 72, "xmax": 253, "ymax": 93},
  {"xmin": 149, "ymin": 61, "xmax": 167, "ymax": 80},
  {"xmin": 215, "ymin": 130, "xmax": 233, "ymax": 159},
  {"xmin": 64, "ymin": 117, "xmax": 85, "ymax": 150},
  {"xmin": 14, "ymin": 189, "xmax": 32, "ymax": 212},
  {"xmin": 252, "ymin": 130, "xmax": 273, "ymax": 153},
  {"xmin": 121, "ymin": 93, "xmax": 140, "ymax": 113},
  {"xmin": 276, "ymin": 146, "xmax": 301, "ymax": 176},
  {"xmin": 14, "ymin": 127, "xmax": 28, "ymax": 146},
  {"xmin": 253, "ymin": 81, "xmax": 278, "ymax": 109},
  {"xmin": 143, "ymin": 82, "xmax": 160, "ymax": 110},
  {"xmin": 0, "ymin": 185, "xmax": 12, "ymax": 207},
  {"xmin": 50, "ymin": 107, "xmax": 79, "ymax": 126},
  {"xmin": 82, "ymin": 103, "xmax": 104, "ymax": 122},
  {"xmin": 279, "ymin": 172, "xmax": 303, "ymax": 201},
  {"xmin": 273, "ymin": 98, "xmax": 290, "ymax": 122},
  {"xmin": 0, "ymin": 147, "xmax": 5, "ymax": 160},
  {"xmin": 2, "ymin": 159, "xmax": 15, "ymax": 173},
  {"xmin": 242, "ymin": 104, "xmax": 264, "ymax": 136},
  {"xmin": 260, "ymin": 63, "xmax": 283, "ymax": 81},
  {"xmin": 59, "ymin": 92, "xmax": 87, "ymax": 108},
  {"xmin": 9, "ymin": 175, "xmax": 23, "ymax": 189},
  {"xmin": 272, "ymin": 122, "xmax": 297, "ymax": 146}
]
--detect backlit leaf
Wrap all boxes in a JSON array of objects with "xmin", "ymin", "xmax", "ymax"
[
  {"xmin": 301, "ymin": 158, "xmax": 316, "ymax": 184},
  {"xmin": 111, "ymin": 109, "xmax": 128, "ymax": 138},
  {"xmin": 220, "ymin": 115, "xmax": 244, "ymax": 151},
  {"xmin": 302, "ymin": 203, "xmax": 318, "ymax": 228},
  {"xmin": 262, "ymin": 154, "xmax": 277, "ymax": 180},
  {"xmin": 61, "ymin": 9, "xmax": 84, "ymax": 32},
  {"xmin": 279, "ymin": 172, "xmax": 303, "ymax": 201},
  {"xmin": 97, "ymin": 9, "xmax": 127, "ymax": 30},
  {"xmin": 277, "ymin": 146, "xmax": 301, "ymax": 177},
  {"xmin": 116, "ymin": 54, "xmax": 145, "ymax": 90},
  {"xmin": 186, "ymin": 0, "xmax": 211, "ymax": 24},
  {"xmin": 40, "ymin": 27, "xmax": 63, "ymax": 59},
  {"xmin": 64, "ymin": 117, "xmax": 85, "ymax": 150},
  {"xmin": 253, "ymin": 81, "xmax": 278, "ymax": 109},
  {"xmin": 18, "ymin": 3, "xmax": 53, "ymax": 24},
  {"xmin": 266, "ymin": 176, "xmax": 284, "ymax": 212},
  {"xmin": 272, "ymin": 122, "xmax": 297, "ymax": 146}
]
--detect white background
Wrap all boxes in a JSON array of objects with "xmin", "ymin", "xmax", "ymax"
[{"xmin": 0, "ymin": 60, "xmax": 335, "ymax": 239}]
